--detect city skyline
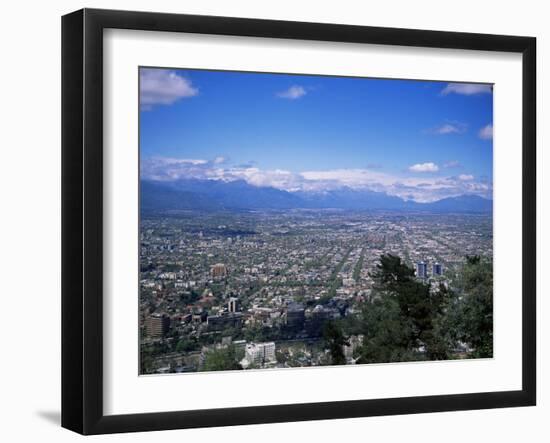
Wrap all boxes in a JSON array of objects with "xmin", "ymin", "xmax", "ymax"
[{"xmin": 140, "ymin": 67, "xmax": 493, "ymax": 203}]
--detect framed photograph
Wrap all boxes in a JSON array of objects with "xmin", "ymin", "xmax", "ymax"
[{"xmin": 62, "ymin": 8, "xmax": 536, "ymax": 435}]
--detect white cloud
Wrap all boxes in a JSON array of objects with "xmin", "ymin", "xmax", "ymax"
[
  {"xmin": 241, "ymin": 168, "xmax": 303, "ymax": 191},
  {"xmin": 213, "ymin": 156, "xmax": 226, "ymax": 164},
  {"xmin": 430, "ymin": 122, "xmax": 467, "ymax": 135},
  {"xmin": 478, "ymin": 124, "xmax": 493, "ymax": 140},
  {"xmin": 443, "ymin": 160, "xmax": 462, "ymax": 169},
  {"xmin": 140, "ymin": 69, "xmax": 198, "ymax": 109},
  {"xmin": 441, "ymin": 83, "xmax": 493, "ymax": 96},
  {"xmin": 300, "ymin": 168, "xmax": 391, "ymax": 192},
  {"xmin": 277, "ymin": 85, "xmax": 307, "ymax": 100},
  {"xmin": 141, "ymin": 157, "xmax": 213, "ymax": 181},
  {"xmin": 142, "ymin": 157, "xmax": 492, "ymax": 202},
  {"xmin": 408, "ymin": 162, "xmax": 439, "ymax": 173}
]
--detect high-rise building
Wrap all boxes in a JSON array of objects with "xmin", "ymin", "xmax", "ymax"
[
  {"xmin": 416, "ymin": 261, "xmax": 428, "ymax": 279},
  {"xmin": 432, "ymin": 262, "xmax": 443, "ymax": 276},
  {"xmin": 145, "ymin": 314, "xmax": 170, "ymax": 338},
  {"xmin": 211, "ymin": 263, "xmax": 227, "ymax": 278},
  {"xmin": 286, "ymin": 302, "xmax": 305, "ymax": 330},
  {"xmin": 306, "ymin": 305, "xmax": 340, "ymax": 336},
  {"xmin": 228, "ymin": 297, "xmax": 240, "ymax": 313}
]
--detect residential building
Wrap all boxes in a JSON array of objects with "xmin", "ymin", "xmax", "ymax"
[{"xmin": 145, "ymin": 313, "xmax": 170, "ymax": 338}]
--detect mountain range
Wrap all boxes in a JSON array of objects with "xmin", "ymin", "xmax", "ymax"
[{"xmin": 141, "ymin": 179, "xmax": 493, "ymax": 213}]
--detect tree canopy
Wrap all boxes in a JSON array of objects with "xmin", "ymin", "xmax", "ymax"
[
  {"xmin": 350, "ymin": 254, "xmax": 493, "ymax": 364},
  {"xmin": 200, "ymin": 345, "xmax": 242, "ymax": 372},
  {"xmin": 449, "ymin": 255, "xmax": 493, "ymax": 358}
]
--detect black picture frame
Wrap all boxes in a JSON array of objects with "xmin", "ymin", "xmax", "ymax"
[{"xmin": 62, "ymin": 8, "xmax": 536, "ymax": 435}]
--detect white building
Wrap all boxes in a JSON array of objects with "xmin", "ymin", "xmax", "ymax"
[{"xmin": 242, "ymin": 342, "xmax": 276, "ymax": 367}]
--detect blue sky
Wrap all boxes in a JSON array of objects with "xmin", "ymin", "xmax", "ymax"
[{"xmin": 139, "ymin": 67, "xmax": 493, "ymax": 202}]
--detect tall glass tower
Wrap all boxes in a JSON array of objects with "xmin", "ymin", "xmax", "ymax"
[
  {"xmin": 432, "ymin": 262, "xmax": 443, "ymax": 276},
  {"xmin": 416, "ymin": 261, "xmax": 428, "ymax": 279}
]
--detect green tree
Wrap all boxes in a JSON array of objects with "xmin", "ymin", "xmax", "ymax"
[
  {"xmin": 323, "ymin": 320, "xmax": 349, "ymax": 365},
  {"xmin": 358, "ymin": 254, "xmax": 452, "ymax": 362},
  {"xmin": 180, "ymin": 290, "xmax": 200, "ymax": 305},
  {"xmin": 321, "ymin": 254, "xmax": 492, "ymax": 366},
  {"xmin": 356, "ymin": 294, "xmax": 418, "ymax": 364},
  {"xmin": 175, "ymin": 337, "xmax": 198, "ymax": 353},
  {"xmin": 452, "ymin": 256, "xmax": 493, "ymax": 358},
  {"xmin": 140, "ymin": 346, "xmax": 155, "ymax": 374},
  {"xmin": 200, "ymin": 345, "xmax": 242, "ymax": 372}
]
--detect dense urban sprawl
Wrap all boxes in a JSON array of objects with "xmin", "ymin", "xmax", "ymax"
[{"xmin": 140, "ymin": 210, "xmax": 493, "ymax": 374}]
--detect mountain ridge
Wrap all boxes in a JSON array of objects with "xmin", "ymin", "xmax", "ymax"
[{"xmin": 140, "ymin": 179, "xmax": 493, "ymax": 213}]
